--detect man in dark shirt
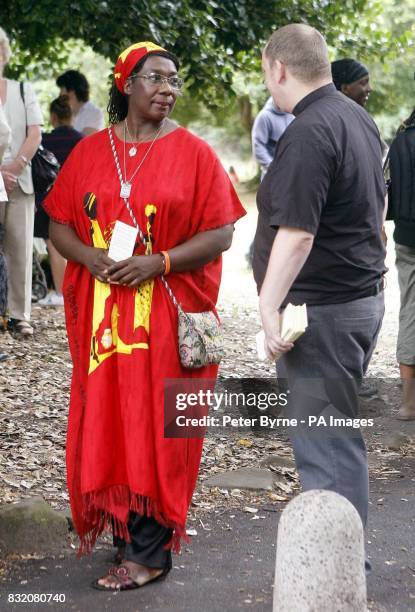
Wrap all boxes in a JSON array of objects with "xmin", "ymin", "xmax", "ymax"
[
  {"xmin": 331, "ymin": 58, "xmax": 371, "ymax": 108},
  {"xmin": 331, "ymin": 58, "xmax": 388, "ymax": 161},
  {"xmin": 253, "ymin": 24, "xmax": 386, "ymax": 556},
  {"xmin": 253, "ymin": 75, "xmax": 386, "ymax": 307}
]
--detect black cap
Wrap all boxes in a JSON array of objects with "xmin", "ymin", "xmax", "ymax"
[{"xmin": 331, "ymin": 59, "xmax": 369, "ymax": 90}]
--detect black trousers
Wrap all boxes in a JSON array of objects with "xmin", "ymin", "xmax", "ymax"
[{"xmin": 113, "ymin": 512, "xmax": 173, "ymax": 569}]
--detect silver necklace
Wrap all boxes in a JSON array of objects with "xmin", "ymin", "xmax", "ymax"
[
  {"xmin": 122, "ymin": 121, "xmax": 164, "ymax": 198},
  {"xmin": 125, "ymin": 119, "xmax": 138, "ymax": 157},
  {"xmin": 108, "ymin": 125, "xmax": 182, "ymax": 310},
  {"xmin": 124, "ymin": 118, "xmax": 161, "ymax": 157},
  {"xmin": 109, "ymin": 122, "xmax": 164, "ymax": 199}
]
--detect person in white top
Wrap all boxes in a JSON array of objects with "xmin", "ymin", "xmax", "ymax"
[
  {"xmin": 0, "ymin": 98, "xmax": 11, "ymax": 357},
  {"xmin": 56, "ymin": 70, "xmax": 104, "ymax": 136},
  {"xmin": 0, "ymin": 27, "xmax": 43, "ymax": 336},
  {"xmin": 0, "ymin": 100, "xmax": 10, "ymax": 160}
]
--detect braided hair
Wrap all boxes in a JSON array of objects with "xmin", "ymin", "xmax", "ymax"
[
  {"xmin": 404, "ymin": 107, "xmax": 415, "ymax": 128},
  {"xmin": 397, "ymin": 107, "xmax": 415, "ymax": 133},
  {"xmin": 107, "ymin": 51, "xmax": 180, "ymax": 125}
]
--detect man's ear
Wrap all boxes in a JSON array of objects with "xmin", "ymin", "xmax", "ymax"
[
  {"xmin": 274, "ymin": 59, "xmax": 286, "ymax": 83},
  {"xmin": 341, "ymin": 83, "xmax": 349, "ymax": 95}
]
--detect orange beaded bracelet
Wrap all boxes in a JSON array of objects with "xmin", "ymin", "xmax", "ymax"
[{"xmin": 160, "ymin": 250, "xmax": 171, "ymax": 275}]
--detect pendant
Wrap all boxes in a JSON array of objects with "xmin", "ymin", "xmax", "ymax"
[
  {"xmin": 129, "ymin": 146, "xmax": 137, "ymax": 157},
  {"xmin": 120, "ymin": 181, "xmax": 132, "ymax": 199}
]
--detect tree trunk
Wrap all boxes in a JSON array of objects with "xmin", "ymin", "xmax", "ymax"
[{"xmin": 238, "ymin": 95, "xmax": 254, "ymax": 134}]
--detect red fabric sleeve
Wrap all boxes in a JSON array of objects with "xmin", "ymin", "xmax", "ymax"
[
  {"xmin": 189, "ymin": 146, "xmax": 246, "ymax": 235},
  {"xmin": 42, "ymin": 144, "xmax": 81, "ymax": 226}
]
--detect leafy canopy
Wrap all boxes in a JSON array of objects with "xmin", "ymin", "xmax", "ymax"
[{"xmin": 1, "ymin": 0, "xmax": 398, "ymax": 105}]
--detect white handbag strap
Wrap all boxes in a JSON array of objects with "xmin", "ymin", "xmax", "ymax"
[{"xmin": 108, "ymin": 126, "xmax": 183, "ymax": 313}]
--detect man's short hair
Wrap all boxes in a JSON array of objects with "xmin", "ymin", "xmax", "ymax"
[
  {"xmin": 264, "ymin": 24, "xmax": 331, "ymax": 84},
  {"xmin": 56, "ymin": 70, "xmax": 90, "ymax": 102}
]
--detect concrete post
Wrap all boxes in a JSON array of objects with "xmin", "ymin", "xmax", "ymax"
[{"xmin": 274, "ymin": 490, "xmax": 367, "ymax": 611}]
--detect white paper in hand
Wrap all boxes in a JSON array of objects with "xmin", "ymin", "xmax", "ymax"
[
  {"xmin": 256, "ymin": 304, "xmax": 308, "ymax": 363},
  {"xmin": 108, "ymin": 220, "xmax": 138, "ymax": 262},
  {"xmin": 0, "ymin": 173, "xmax": 8, "ymax": 201},
  {"xmin": 256, "ymin": 329, "xmax": 271, "ymax": 361},
  {"xmin": 256, "ymin": 329, "xmax": 282, "ymax": 362}
]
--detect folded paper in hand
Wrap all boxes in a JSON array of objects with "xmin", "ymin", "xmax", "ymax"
[
  {"xmin": 256, "ymin": 303, "xmax": 308, "ymax": 361},
  {"xmin": 108, "ymin": 220, "xmax": 138, "ymax": 262},
  {"xmin": 0, "ymin": 174, "xmax": 8, "ymax": 201}
]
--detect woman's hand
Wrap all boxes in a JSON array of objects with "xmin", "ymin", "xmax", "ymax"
[
  {"xmin": 107, "ymin": 254, "xmax": 164, "ymax": 287},
  {"xmin": 1, "ymin": 171, "xmax": 18, "ymax": 194},
  {"xmin": 1, "ymin": 160, "xmax": 23, "ymax": 178},
  {"xmin": 84, "ymin": 247, "xmax": 115, "ymax": 282}
]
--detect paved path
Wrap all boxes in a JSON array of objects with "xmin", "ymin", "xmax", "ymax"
[
  {"xmin": 0, "ymin": 197, "xmax": 412, "ymax": 612},
  {"xmin": 1, "ymin": 457, "xmax": 414, "ymax": 612}
]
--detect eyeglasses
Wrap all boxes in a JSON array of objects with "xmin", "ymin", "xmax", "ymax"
[{"xmin": 131, "ymin": 72, "xmax": 184, "ymax": 91}]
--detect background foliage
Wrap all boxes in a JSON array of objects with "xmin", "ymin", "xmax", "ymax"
[
  {"xmin": 1, "ymin": 0, "xmax": 414, "ymax": 169},
  {"xmin": 0, "ymin": 0, "xmax": 401, "ymax": 103}
]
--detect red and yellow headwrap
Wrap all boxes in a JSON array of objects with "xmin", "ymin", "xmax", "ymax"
[{"xmin": 114, "ymin": 41, "xmax": 167, "ymax": 93}]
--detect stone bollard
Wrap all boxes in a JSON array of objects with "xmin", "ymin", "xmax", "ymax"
[
  {"xmin": 274, "ymin": 490, "xmax": 367, "ymax": 612},
  {"xmin": 0, "ymin": 496, "xmax": 69, "ymax": 555}
]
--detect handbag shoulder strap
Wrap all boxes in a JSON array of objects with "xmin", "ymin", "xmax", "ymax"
[
  {"xmin": 383, "ymin": 145, "xmax": 390, "ymax": 179},
  {"xmin": 19, "ymin": 81, "xmax": 28, "ymax": 136},
  {"xmin": 125, "ymin": 207, "xmax": 182, "ymax": 313},
  {"xmin": 107, "ymin": 126, "xmax": 183, "ymax": 313}
]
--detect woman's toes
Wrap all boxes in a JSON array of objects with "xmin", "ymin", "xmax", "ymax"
[{"xmin": 97, "ymin": 575, "xmax": 118, "ymax": 588}]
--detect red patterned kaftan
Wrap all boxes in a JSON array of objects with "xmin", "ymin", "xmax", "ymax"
[{"xmin": 44, "ymin": 126, "xmax": 246, "ymax": 553}]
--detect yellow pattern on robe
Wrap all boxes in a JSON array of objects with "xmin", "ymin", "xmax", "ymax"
[{"xmin": 88, "ymin": 205, "xmax": 157, "ymax": 374}]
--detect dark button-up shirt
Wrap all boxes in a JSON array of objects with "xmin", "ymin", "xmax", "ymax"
[{"xmin": 253, "ymin": 83, "xmax": 386, "ymax": 306}]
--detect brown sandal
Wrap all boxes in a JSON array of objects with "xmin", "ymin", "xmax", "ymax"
[{"xmin": 92, "ymin": 564, "xmax": 170, "ymax": 591}]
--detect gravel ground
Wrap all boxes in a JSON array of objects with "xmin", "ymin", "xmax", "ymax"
[
  {"xmin": 0, "ymin": 196, "xmax": 407, "ymax": 514},
  {"xmin": 0, "ymin": 193, "xmax": 414, "ymax": 611}
]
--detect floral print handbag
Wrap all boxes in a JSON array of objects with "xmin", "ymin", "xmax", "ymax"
[{"xmin": 178, "ymin": 308, "xmax": 224, "ymax": 369}]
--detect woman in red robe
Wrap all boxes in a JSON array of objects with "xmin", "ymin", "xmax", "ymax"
[{"xmin": 44, "ymin": 41, "xmax": 245, "ymax": 591}]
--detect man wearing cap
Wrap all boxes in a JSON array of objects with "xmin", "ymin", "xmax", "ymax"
[
  {"xmin": 332, "ymin": 57, "xmax": 388, "ymax": 381},
  {"xmin": 331, "ymin": 58, "xmax": 372, "ymax": 108},
  {"xmin": 332, "ymin": 57, "xmax": 387, "ymax": 163}
]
